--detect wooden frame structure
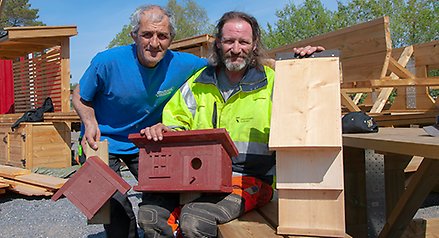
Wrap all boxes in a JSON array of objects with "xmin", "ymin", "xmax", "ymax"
[
  {"xmin": 0, "ymin": 25, "xmax": 77, "ymax": 114},
  {"xmin": 268, "ymin": 17, "xmax": 439, "ymax": 115},
  {"xmin": 169, "ymin": 34, "xmax": 214, "ymax": 58}
]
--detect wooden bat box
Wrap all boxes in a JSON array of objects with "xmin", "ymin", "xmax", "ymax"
[{"xmin": 270, "ymin": 57, "xmax": 345, "ymax": 237}]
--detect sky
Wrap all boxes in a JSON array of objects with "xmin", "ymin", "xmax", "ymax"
[{"xmin": 28, "ymin": 0, "xmax": 340, "ymax": 84}]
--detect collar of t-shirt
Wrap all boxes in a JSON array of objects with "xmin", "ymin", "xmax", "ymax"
[{"xmin": 217, "ymin": 68, "xmax": 241, "ymax": 101}]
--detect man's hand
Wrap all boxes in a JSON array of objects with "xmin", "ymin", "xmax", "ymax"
[
  {"xmin": 81, "ymin": 123, "xmax": 101, "ymax": 151},
  {"xmin": 140, "ymin": 123, "xmax": 171, "ymax": 141},
  {"xmin": 293, "ymin": 45, "xmax": 325, "ymax": 57}
]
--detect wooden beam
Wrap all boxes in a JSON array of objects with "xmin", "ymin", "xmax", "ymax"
[
  {"xmin": 169, "ymin": 34, "xmax": 214, "ymax": 50},
  {"xmin": 370, "ymin": 77, "xmax": 439, "ymax": 87},
  {"xmin": 4, "ymin": 26, "xmax": 77, "ymax": 39},
  {"xmin": 60, "ymin": 37, "xmax": 71, "ymax": 113},
  {"xmin": 341, "ymin": 91, "xmax": 361, "ymax": 112},
  {"xmin": 413, "ymin": 40, "xmax": 439, "ymax": 68},
  {"xmin": 370, "ymin": 46, "xmax": 413, "ymax": 113},
  {"xmin": 341, "ymin": 88, "xmax": 373, "ymax": 94},
  {"xmin": 379, "ymin": 158, "xmax": 439, "ymax": 238},
  {"xmin": 388, "ymin": 57, "xmax": 415, "ymax": 79}
]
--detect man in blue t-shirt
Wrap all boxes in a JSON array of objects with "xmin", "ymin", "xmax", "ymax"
[
  {"xmin": 72, "ymin": 5, "xmax": 206, "ymax": 238},
  {"xmin": 73, "ymin": 4, "xmax": 322, "ymax": 238}
]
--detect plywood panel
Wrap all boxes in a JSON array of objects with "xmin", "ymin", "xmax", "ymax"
[
  {"xmin": 269, "ymin": 57, "xmax": 342, "ymax": 149},
  {"xmin": 276, "ymin": 150, "xmax": 343, "ymax": 190},
  {"xmin": 278, "ymin": 189, "xmax": 345, "ymax": 237}
]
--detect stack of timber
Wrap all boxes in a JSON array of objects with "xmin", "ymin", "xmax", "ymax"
[{"xmin": 0, "ymin": 165, "xmax": 66, "ymax": 196}]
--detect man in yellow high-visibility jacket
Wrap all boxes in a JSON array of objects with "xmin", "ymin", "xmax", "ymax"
[{"xmin": 138, "ymin": 11, "xmax": 324, "ymax": 238}]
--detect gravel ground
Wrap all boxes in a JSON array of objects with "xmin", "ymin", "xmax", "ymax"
[
  {"xmin": 0, "ymin": 169, "xmax": 141, "ymax": 238},
  {"xmin": 1, "ymin": 168, "xmax": 438, "ymax": 238}
]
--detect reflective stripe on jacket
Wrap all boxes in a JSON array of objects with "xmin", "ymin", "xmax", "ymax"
[{"xmin": 163, "ymin": 65, "xmax": 275, "ymax": 184}]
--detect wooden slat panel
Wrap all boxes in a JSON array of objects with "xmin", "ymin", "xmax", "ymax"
[
  {"xmin": 13, "ymin": 173, "xmax": 66, "ymax": 189},
  {"xmin": 12, "ymin": 47, "xmax": 62, "ymax": 113},
  {"xmin": 2, "ymin": 177, "xmax": 53, "ymax": 196},
  {"xmin": 268, "ymin": 17, "xmax": 391, "ymax": 59},
  {"xmin": 218, "ymin": 211, "xmax": 282, "ymax": 238},
  {"xmin": 413, "ymin": 40, "xmax": 439, "ymax": 68}
]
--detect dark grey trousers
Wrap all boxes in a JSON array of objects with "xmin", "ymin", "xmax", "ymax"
[
  {"xmin": 104, "ymin": 153, "xmax": 139, "ymax": 238},
  {"xmin": 138, "ymin": 193, "xmax": 244, "ymax": 238}
]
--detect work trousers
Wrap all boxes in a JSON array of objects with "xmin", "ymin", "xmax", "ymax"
[
  {"xmin": 138, "ymin": 176, "xmax": 273, "ymax": 238},
  {"xmin": 104, "ymin": 153, "xmax": 139, "ymax": 238}
]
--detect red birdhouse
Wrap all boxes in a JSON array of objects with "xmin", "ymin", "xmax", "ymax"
[
  {"xmin": 51, "ymin": 156, "xmax": 131, "ymax": 219},
  {"xmin": 129, "ymin": 128, "xmax": 238, "ymax": 193}
]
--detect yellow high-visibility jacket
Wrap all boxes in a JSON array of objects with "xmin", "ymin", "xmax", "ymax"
[{"xmin": 163, "ymin": 65, "xmax": 275, "ymax": 184}]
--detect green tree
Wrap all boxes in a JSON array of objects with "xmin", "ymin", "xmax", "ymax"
[
  {"xmin": 263, "ymin": 0, "xmax": 334, "ymax": 49},
  {"xmin": 107, "ymin": 0, "xmax": 212, "ymax": 48},
  {"xmin": 107, "ymin": 24, "xmax": 132, "ymax": 49},
  {"xmin": 263, "ymin": 0, "xmax": 438, "ymax": 49},
  {"xmin": 0, "ymin": 0, "xmax": 44, "ymax": 28},
  {"xmin": 333, "ymin": 0, "xmax": 438, "ymax": 47},
  {"xmin": 167, "ymin": 0, "xmax": 212, "ymax": 40}
]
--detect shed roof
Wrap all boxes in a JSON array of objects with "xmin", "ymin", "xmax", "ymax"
[{"xmin": 0, "ymin": 25, "xmax": 77, "ymax": 59}]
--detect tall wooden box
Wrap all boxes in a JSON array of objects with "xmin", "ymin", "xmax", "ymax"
[
  {"xmin": 129, "ymin": 128, "xmax": 238, "ymax": 193},
  {"xmin": 0, "ymin": 122, "xmax": 71, "ymax": 169},
  {"xmin": 269, "ymin": 57, "xmax": 345, "ymax": 237}
]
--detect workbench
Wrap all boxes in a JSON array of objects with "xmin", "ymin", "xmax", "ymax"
[{"xmin": 343, "ymin": 127, "xmax": 439, "ymax": 238}]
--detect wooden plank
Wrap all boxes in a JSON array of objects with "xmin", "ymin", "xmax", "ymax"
[
  {"xmin": 218, "ymin": 210, "xmax": 282, "ymax": 238},
  {"xmin": 413, "ymin": 40, "xmax": 439, "ymax": 68},
  {"xmin": 341, "ymin": 91, "xmax": 361, "ymax": 112},
  {"xmin": 60, "ymin": 37, "xmax": 71, "ymax": 112},
  {"xmin": 13, "ymin": 173, "xmax": 66, "ymax": 189},
  {"xmin": 384, "ymin": 154, "xmax": 412, "ymax": 217},
  {"xmin": 387, "ymin": 56, "xmax": 415, "ymax": 79},
  {"xmin": 270, "ymin": 58, "xmax": 342, "ymax": 149},
  {"xmin": 277, "ymin": 189, "xmax": 345, "ymax": 237},
  {"xmin": 4, "ymin": 26, "xmax": 78, "ymax": 39},
  {"xmin": 370, "ymin": 46, "xmax": 413, "ymax": 113},
  {"xmin": 341, "ymin": 88, "xmax": 373, "ymax": 94},
  {"xmin": 268, "ymin": 17, "xmax": 390, "ymax": 59},
  {"xmin": 370, "ymin": 77, "xmax": 439, "ymax": 87},
  {"xmin": 404, "ymin": 156, "xmax": 423, "ymax": 173},
  {"xmin": 0, "ymin": 165, "xmax": 31, "ymax": 177},
  {"xmin": 169, "ymin": 34, "xmax": 214, "ymax": 50},
  {"xmin": 2, "ymin": 177, "xmax": 53, "ymax": 196},
  {"xmin": 268, "ymin": 17, "xmax": 391, "ymax": 84},
  {"xmin": 343, "ymin": 128, "xmax": 439, "ymax": 160},
  {"xmin": 257, "ymin": 197, "xmax": 279, "ymax": 229},
  {"xmin": 379, "ymin": 158, "xmax": 439, "ymax": 238},
  {"xmin": 402, "ymin": 218, "xmax": 439, "ymax": 238},
  {"xmin": 0, "ymin": 177, "xmax": 9, "ymax": 189},
  {"xmin": 276, "ymin": 150, "xmax": 344, "ymax": 190}
]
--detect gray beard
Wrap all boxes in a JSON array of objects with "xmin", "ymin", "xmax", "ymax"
[{"xmin": 224, "ymin": 57, "xmax": 250, "ymax": 71}]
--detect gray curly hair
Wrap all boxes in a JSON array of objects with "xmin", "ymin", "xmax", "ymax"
[{"xmin": 130, "ymin": 5, "xmax": 176, "ymax": 40}]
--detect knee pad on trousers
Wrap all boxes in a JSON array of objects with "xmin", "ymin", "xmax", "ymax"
[
  {"xmin": 180, "ymin": 212, "xmax": 217, "ymax": 238},
  {"xmin": 138, "ymin": 205, "xmax": 174, "ymax": 237}
]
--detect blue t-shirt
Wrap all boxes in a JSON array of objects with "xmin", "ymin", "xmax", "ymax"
[{"xmin": 79, "ymin": 44, "xmax": 207, "ymax": 154}]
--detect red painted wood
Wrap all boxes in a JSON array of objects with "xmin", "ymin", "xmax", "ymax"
[
  {"xmin": 0, "ymin": 60, "xmax": 14, "ymax": 114},
  {"xmin": 52, "ymin": 156, "xmax": 131, "ymax": 219},
  {"xmin": 129, "ymin": 128, "xmax": 238, "ymax": 193}
]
